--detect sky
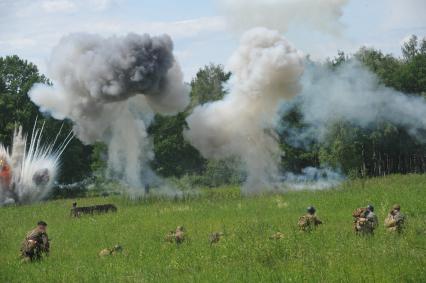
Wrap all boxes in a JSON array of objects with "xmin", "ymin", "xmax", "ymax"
[{"xmin": 0, "ymin": 0, "xmax": 425, "ymax": 81}]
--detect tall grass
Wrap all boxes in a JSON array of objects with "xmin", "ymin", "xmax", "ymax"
[{"xmin": 0, "ymin": 174, "xmax": 425, "ymax": 282}]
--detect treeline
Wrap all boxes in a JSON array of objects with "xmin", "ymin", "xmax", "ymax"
[{"xmin": 0, "ymin": 35, "xmax": 425, "ymax": 185}]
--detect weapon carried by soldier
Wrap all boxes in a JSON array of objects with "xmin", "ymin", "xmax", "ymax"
[
  {"xmin": 353, "ymin": 204, "xmax": 378, "ymax": 235},
  {"xmin": 384, "ymin": 204, "xmax": 406, "ymax": 233},
  {"xmin": 298, "ymin": 206, "xmax": 323, "ymax": 232},
  {"xmin": 20, "ymin": 221, "xmax": 50, "ymax": 263}
]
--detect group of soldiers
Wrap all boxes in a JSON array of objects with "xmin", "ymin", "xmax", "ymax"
[
  {"xmin": 20, "ymin": 204, "xmax": 406, "ymax": 262},
  {"xmin": 297, "ymin": 204, "xmax": 406, "ymax": 235}
]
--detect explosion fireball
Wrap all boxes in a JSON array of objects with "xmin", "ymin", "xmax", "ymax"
[{"xmin": 0, "ymin": 123, "xmax": 72, "ymax": 205}]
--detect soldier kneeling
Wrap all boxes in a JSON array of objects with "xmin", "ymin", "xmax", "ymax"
[
  {"xmin": 384, "ymin": 204, "xmax": 405, "ymax": 233},
  {"xmin": 20, "ymin": 221, "xmax": 50, "ymax": 262},
  {"xmin": 353, "ymin": 204, "xmax": 378, "ymax": 235},
  {"xmin": 298, "ymin": 206, "xmax": 323, "ymax": 232}
]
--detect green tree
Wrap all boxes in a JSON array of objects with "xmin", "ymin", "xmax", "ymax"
[
  {"xmin": 190, "ymin": 64, "xmax": 231, "ymax": 106},
  {"xmin": 149, "ymin": 112, "xmax": 206, "ymax": 177}
]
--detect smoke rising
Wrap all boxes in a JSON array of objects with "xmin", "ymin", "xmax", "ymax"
[
  {"xmin": 29, "ymin": 33, "xmax": 189, "ymax": 190},
  {"xmin": 282, "ymin": 167, "xmax": 345, "ymax": 190},
  {"xmin": 219, "ymin": 0, "xmax": 348, "ymax": 35},
  {"xmin": 185, "ymin": 28, "xmax": 304, "ymax": 194},
  {"xmin": 282, "ymin": 60, "xmax": 426, "ymax": 146}
]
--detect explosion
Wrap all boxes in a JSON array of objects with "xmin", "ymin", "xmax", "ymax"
[
  {"xmin": 185, "ymin": 28, "xmax": 304, "ymax": 193},
  {"xmin": 0, "ymin": 123, "xmax": 72, "ymax": 205},
  {"xmin": 29, "ymin": 33, "xmax": 189, "ymax": 192}
]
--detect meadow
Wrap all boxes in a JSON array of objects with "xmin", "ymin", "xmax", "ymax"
[{"xmin": 0, "ymin": 174, "xmax": 425, "ymax": 282}]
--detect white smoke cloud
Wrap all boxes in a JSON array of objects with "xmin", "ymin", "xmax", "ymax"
[
  {"xmin": 282, "ymin": 167, "xmax": 345, "ymax": 190},
  {"xmin": 185, "ymin": 28, "xmax": 304, "ymax": 194},
  {"xmin": 219, "ymin": 0, "xmax": 348, "ymax": 35},
  {"xmin": 29, "ymin": 32, "xmax": 189, "ymax": 190},
  {"xmin": 283, "ymin": 60, "xmax": 426, "ymax": 145}
]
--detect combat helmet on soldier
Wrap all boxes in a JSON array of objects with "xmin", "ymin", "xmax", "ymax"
[
  {"xmin": 353, "ymin": 204, "xmax": 378, "ymax": 235},
  {"xmin": 298, "ymin": 206, "xmax": 322, "ymax": 232}
]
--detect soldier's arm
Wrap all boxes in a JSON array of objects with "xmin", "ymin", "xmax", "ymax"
[
  {"xmin": 384, "ymin": 215, "xmax": 396, "ymax": 227},
  {"xmin": 41, "ymin": 234, "xmax": 50, "ymax": 253}
]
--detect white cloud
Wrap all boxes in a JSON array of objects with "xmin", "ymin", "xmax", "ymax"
[
  {"xmin": 41, "ymin": 0, "xmax": 76, "ymax": 13},
  {"xmin": 0, "ymin": 0, "xmax": 228, "ymax": 81}
]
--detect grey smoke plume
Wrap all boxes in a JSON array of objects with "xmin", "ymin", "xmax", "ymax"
[
  {"xmin": 282, "ymin": 60, "xmax": 426, "ymax": 146},
  {"xmin": 29, "ymin": 33, "xmax": 189, "ymax": 190},
  {"xmin": 219, "ymin": 0, "xmax": 348, "ymax": 35},
  {"xmin": 185, "ymin": 28, "xmax": 304, "ymax": 194}
]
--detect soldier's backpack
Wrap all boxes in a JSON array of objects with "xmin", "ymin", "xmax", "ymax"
[{"xmin": 352, "ymin": 207, "xmax": 367, "ymax": 218}]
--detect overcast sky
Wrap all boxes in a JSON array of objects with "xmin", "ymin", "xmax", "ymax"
[{"xmin": 0, "ymin": 0, "xmax": 425, "ymax": 81}]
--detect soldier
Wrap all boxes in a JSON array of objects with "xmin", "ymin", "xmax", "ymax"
[
  {"xmin": 99, "ymin": 245, "xmax": 123, "ymax": 257},
  {"xmin": 384, "ymin": 204, "xmax": 405, "ymax": 233},
  {"xmin": 269, "ymin": 232, "xmax": 285, "ymax": 240},
  {"xmin": 20, "ymin": 221, "xmax": 50, "ymax": 262},
  {"xmin": 165, "ymin": 226, "xmax": 185, "ymax": 245},
  {"xmin": 353, "ymin": 204, "xmax": 378, "ymax": 235},
  {"xmin": 209, "ymin": 232, "xmax": 224, "ymax": 245},
  {"xmin": 175, "ymin": 226, "xmax": 185, "ymax": 244},
  {"xmin": 298, "ymin": 206, "xmax": 323, "ymax": 232}
]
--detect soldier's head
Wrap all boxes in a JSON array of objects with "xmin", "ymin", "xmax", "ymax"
[
  {"xmin": 176, "ymin": 226, "xmax": 184, "ymax": 232},
  {"xmin": 72, "ymin": 202, "xmax": 77, "ymax": 208},
  {"xmin": 37, "ymin": 221, "xmax": 47, "ymax": 232},
  {"xmin": 392, "ymin": 204, "xmax": 401, "ymax": 211},
  {"xmin": 113, "ymin": 245, "xmax": 123, "ymax": 252},
  {"xmin": 367, "ymin": 204, "xmax": 374, "ymax": 212},
  {"xmin": 307, "ymin": 206, "xmax": 316, "ymax": 215}
]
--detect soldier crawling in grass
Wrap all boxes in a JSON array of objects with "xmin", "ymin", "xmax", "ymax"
[
  {"xmin": 353, "ymin": 204, "xmax": 378, "ymax": 235},
  {"xmin": 20, "ymin": 221, "xmax": 50, "ymax": 263},
  {"xmin": 298, "ymin": 206, "xmax": 323, "ymax": 232}
]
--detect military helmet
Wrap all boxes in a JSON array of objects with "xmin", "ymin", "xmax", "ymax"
[
  {"xmin": 392, "ymin": 204, "xmax": 401, "ymax": 211},
  {"xmin": 113, "ymin": 245, "xmax": 123, "ymax": 252},
  {"xmin": 176, "ymin": 226, "xmax": 184, "ymax": 231},
  {"xmin": 307, "ymin": 206, "xmax": 316, "ymax": 214},
  {"xmin": 367, "ymin": 204, "xmax": 374, "ymax": 212},
  {"xmin": 37, "ymin": 220, "xmax": 47, "ymax": 226}
]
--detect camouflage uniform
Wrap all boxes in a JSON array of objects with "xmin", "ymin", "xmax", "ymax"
[
  {"xmin": 20, "ymin": 228, "xmax": 50, "ymax": 262},
  {"xmin": 298, "ymin": 214, "xmax": 322, "ymax": 232},
  {"xmin": 99, "ymin": 245, "xmax": 123, "ymax": 257},
  {"xmin": 353, "ymin": 208, "xmax": 378, "ymax": 235},
  {"xmin": 165, "ymin": 226, "xmax": 185, "ymax": 244},
  {"xmin": 384, "ymin": 205, "xmax": 405, "ymax": 233},
  {"xmin": 209, "ymin": 232, "xmax": 223, "ymax": 244}
]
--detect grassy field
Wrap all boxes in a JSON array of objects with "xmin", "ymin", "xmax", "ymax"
[{"xmin": 0, "ymin": 174, "xmax": 425, "ymax": 282}]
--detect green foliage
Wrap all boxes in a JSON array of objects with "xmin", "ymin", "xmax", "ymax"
[
  {"xmin": 149, "ymin": 112, "xmax": 206, "ymax": 177},
  {"xmin": 0, "ymin": 175, "xmax": 425, "ymax": 282},
  {"xmin": 90, "ymin": 142, "xmax": 108, "ymax": 178},
  {"xmin": 189, "ymin": 63, "xmax": 231, "ymax": 106}
]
